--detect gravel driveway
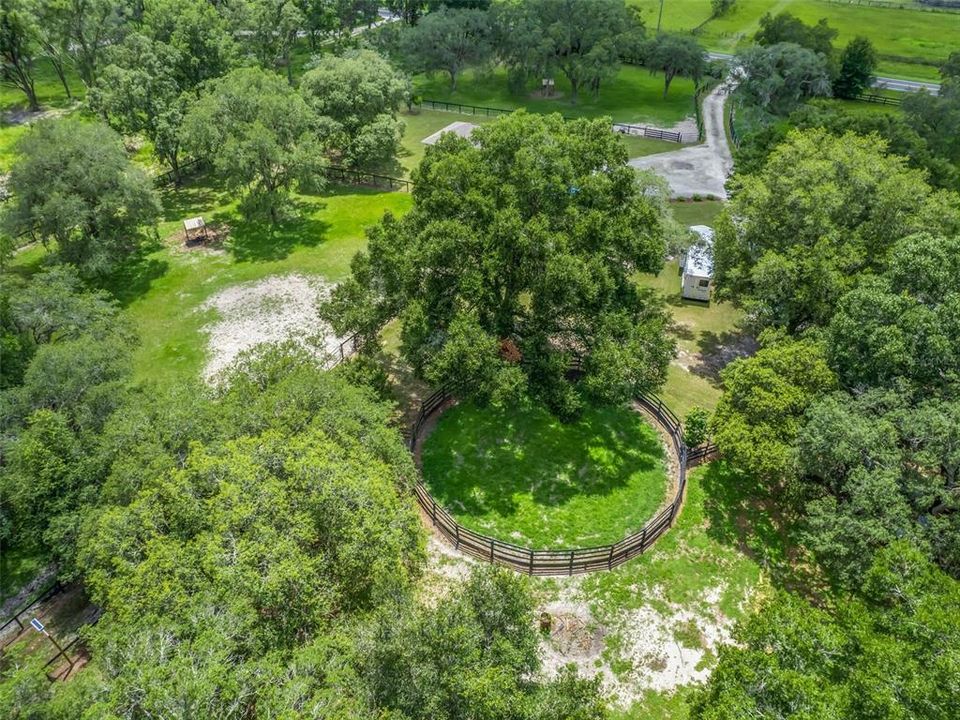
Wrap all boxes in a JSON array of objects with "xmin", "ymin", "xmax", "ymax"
[{"xmin": 628, "ymin": 82, "xmax": 736, "ymax": 199}]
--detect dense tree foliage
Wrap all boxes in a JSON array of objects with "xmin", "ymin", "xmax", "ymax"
[
  {"xmin": 714, "ymin": 128, "xmax": 959, "ymax": 331},
  {"xmin": 711, "ymin": 333, "xmax": 837, "ymax": 481},
  {"xmin": 903, "ymin": 51, "xmax": 960, "ymax": 167},
  {"xmin": 692, "ymin": 543, "xmax": 960, "ymax": 719},
  {"xmin": 89, "ymin": 32, "xmax": 190, "ymax": 179},
  {"xmin": 1, "ymin": 119, "xmax": 161, "ymax": 274},
  {"xmin": 322, "ymin": 111, "xmax": 672, "ymax": 418},
  {"xmin": 735, "ymin": 43, "xmax": 832, "ymax": 117},
  {"xmin": 300, "ymin": 49, "xmax": 410, "ymax": 168},
  {"xmin": 754, "ymin": 12, "xmax": 837, "ymax": 59},
  {"xmin": 398, "ymin": 5, "xmax": 493, "ymax": 90},
  {"xmin": 833, "ymin": 36, "xmax": 876, "ymax": 99},
  {"xmin": 642, "ymin": 33, "xmax": 706, "ymax": 98},
  {"xmin": 733, "ymin": 100, "xmax": 960, "ymax": 190},
  {"xmin": 493, "ymin": 0, "xmax": 645, "ymax": 102},
  {"xmin": 182, "ymin": 67, "xmax": 327, "ymax": 222}
]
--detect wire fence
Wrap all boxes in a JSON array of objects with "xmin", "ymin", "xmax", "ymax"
[{"xmin": 406, "ymin": 361, "xmax": 707, "ymax": 576}]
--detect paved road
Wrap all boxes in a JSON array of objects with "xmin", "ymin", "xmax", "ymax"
[
  {"xmin": 628, "ymin": 81, "xmax": 736, "ymax": 199},
  {"xmin": 707, "ymin": 51, "xmax": 940, "ymax": 96}
]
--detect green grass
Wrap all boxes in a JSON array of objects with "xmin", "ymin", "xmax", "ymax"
[
  {"xmin": 566, "ymin": 461, "xmax": 788, "ymax": 719},
  {"xmin": 414, "ymin": 65, "xmax": 698, "ymax": 126},
  {"xmin": 0, "ymin": 546, "xmax": 48, "ymax": 603},
  {"xmin": 637, "ymin": 223, "xmax": 745, "ymax": 416},
  {"xmin": 628, "ymin": 0, "xmax": 957, "ymax": 81},
  {"xmin": 0, "ymin": 58, "xmax": 84, "ymax": 113},
  {"xmin": 75, "ymin": 179, "xmax": 413, "ymax": 387},
  {"xmin": 0, "ymin": 122, "xmax": 28, "ymax": 173},
  {"xmin": 421, "ymin": 401, "xmax": 670, "ymax": 547}
]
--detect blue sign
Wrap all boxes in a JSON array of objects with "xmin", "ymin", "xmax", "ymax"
[{"xmin": 30, "ymin": 618, "xmax": 45, "ymax": 633}]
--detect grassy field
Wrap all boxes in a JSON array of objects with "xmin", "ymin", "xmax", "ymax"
[
  {"xmin": 633, "ymin": 201, "xmax": 743, "ymax": 416},
  {"xmin": 628, "ymin": 0, "xmax": 957, "ymax": 81},
  {"xmin": 414, "ymin": 65, "xmax": 698, "ymax": 126},
  {"xmin": 95, "ymin": 180, "xmax": 412, "ymax": 386},
  {"xmin": 565, "ymin": 461, "xmax": 793, "ymax": 719},
  {"xmin": 421, "ymin": 401, "xmax": 670, "ymax": 547}
]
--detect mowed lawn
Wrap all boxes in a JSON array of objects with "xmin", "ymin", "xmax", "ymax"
[
  {"xmin": 413, "ymin": 65, "xmax": 698, "ymax": 126},
  {"xmin": 421, "ymin": 401, "xmax": 670, "ymax": 548},
  {"xmin": 628, "ymin": 0, "xmax": 958, "ymax": 81}
]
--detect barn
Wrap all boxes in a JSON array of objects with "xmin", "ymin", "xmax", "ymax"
[{"xmin": 680, "ymin": 225, "xmax": 714, "ymax": 302}]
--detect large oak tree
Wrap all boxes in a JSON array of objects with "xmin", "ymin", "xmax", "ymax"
[{"xmin": 322, "ymin": 111, "xmax": 673, "ymax": 418}]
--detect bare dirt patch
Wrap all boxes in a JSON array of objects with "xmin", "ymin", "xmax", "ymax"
[{"xmin": 199, "ymin": 273, "xmax": 346, "ymax": 383}]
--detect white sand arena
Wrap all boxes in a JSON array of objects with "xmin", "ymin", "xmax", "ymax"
[{"xmin": 199, "ymin": 273, "xmax": 346, "ymax": 383}]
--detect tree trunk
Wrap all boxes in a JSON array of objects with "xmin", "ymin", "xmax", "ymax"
[
  {"xmin": 449, "ymin": 68, "xmax": 458, "ymax": 91},
  {"xmin": 569, "ymin": 78, "xmax": 580, "ymax": 104},
  {"xmin": 663, "ymin": 70, "xmax": 675, "ymax": 99},
  {"xmin": 50, "ymin": 57, "xmax": 72, "ymax": 100}
]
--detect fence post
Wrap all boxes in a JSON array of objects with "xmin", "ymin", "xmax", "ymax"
[
  {"xmin": 568, "ymin": 550, "xmax": 574, "ymax": 575},
  {"xmin": 529, "ymin": 548, "xmax": 534, "ymax": 575},
  {"xmin": 490, "ymin": 538, "xmax": 495, "ymax": 562},
  {"xmin": 455, "ymin": 524, "xmax": 460, "ymax": 549},
  {"xmin": 608, "ymin": 545, "xmax": 614, "ymax": 570},
  {"xmin": 431, "ymin": 498, "xmax": 437, "ymax": 525}
]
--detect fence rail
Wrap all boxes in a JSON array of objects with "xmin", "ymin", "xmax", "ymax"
[
  {"xmin": 0, "ymin": 580, "xmax": 63, "ymax": 647},
  {"xmin": 323, "ymin": 165, "xmax": 413, "ymax": 192},
  {"xmin": 407, "ymin": 365, "xmax": 695, "ymax": 575},
  {"xmin": 855, "ymin": 92, "xmax": 903, "ymax": 106},
  {"xmin": 419, "ymin": 98, "xmax": 688, "ymax": 144}
]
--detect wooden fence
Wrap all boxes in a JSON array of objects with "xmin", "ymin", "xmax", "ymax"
[
  {"xmin": 407, "ymin": 369, "xmax": 695, "ymax": 576},
  {"xmin": 323, "ymin": 165, "xmax": 413, "ymax": 192},
  {"xmin": 855, "ymin": 92, "xmax": 904, "ymax": 106},
  {"xmin": 613, "ymin": 123, "xmax": 684, "ymax": 143},
  {"xmin": 0, "ymin": 580, "xmax": 63, "ymax": 647},
  {"xmin": 419, "ymin": 98, "xmax": 687, "ymax": 144}
]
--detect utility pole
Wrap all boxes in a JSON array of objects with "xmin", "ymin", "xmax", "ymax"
[{"xmin": 657, "ymin": 0, "xmax": 665, "ymax": 34}]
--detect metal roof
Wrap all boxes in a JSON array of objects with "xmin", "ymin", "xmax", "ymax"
[{"xmin": 684, "ymin": 225, "xmax": 714, "ymax": 277}]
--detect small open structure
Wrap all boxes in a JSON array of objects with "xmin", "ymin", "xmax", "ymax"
[
  {"xmin": 680, "ymin": 225, "xmax": 714, "ymax": 302},
  {"xmin": 183, "ymin": 216, "xmax": 208, "ymax": 244},
  {"xmin": 421, "ymin": 121, "xmax": 480, "ymax": 146}
]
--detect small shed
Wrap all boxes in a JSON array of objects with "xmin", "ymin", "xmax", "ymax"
[
  {"xmin": 680, "ymin": 225, "xmax": 714, "ymax": 301},
  {"xmin": 183, "ymin": 216, "xmax": 208, "ymax": 244}
]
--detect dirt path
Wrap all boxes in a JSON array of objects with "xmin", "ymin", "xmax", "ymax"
[{"xmin": 628, "ymin": 80, "xmax": 736, "ymax": 199}]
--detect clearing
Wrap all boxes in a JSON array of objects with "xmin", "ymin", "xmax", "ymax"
[{"xmin": 420, "ymin": 400, "xmax": 670, "ymax": 547}]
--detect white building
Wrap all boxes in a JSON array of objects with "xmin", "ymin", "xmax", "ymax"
[{"xmin": 680, "ymin": 225, "xmax": 714, "ymax": 301}]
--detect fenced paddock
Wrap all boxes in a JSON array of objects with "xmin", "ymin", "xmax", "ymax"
[{"xmin": 406, "ymin": 368, "xmax": 708, "ymax": 576}]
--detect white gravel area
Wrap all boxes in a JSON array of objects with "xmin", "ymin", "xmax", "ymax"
[{"xmin": 199, "ymin": 273, "xmax": 345, "ymax": 383}]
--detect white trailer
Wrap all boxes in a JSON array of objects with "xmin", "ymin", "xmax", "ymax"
[{"xmin": 680, "ymin": 225, "xmax": 714, "ymax": 301}]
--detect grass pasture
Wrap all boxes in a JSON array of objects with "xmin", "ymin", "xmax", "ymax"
[
  {"xmin": 628, "ymin": 0, "xmax": 958, "ymax": 81},
  {"xmin": 421, "ymin": 401, "xmax": 670, "ymax": 548},
  {"xmin": 97, "ymin": 180, "xmax": 411, "ymax": 387},
  {"xmin": 413, "ymin": 65, "xmax": 698, "ymax": 126}
]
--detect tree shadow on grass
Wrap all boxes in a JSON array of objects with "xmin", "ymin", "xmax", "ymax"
[
  {"xmin": 690, "ymin": 330, "xmax": 757, "ymax": 384},
  {"xmin": 99, "ymin": 238, "xmax": 169, "ymax": 307},
  {"xmin": 423, "ymin": 402, "xmax": 664, "ymax": 521},
  {"xmin": 698, "ymin": 460, "xmax": 828, "ymax": 598},
  {"xmin": 158, "ymin": 173, "xmax": 231, "ymax": 223},
  {"xmin": 221, "ymin": 201, "xmax": 331, "ymax": 263}
]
